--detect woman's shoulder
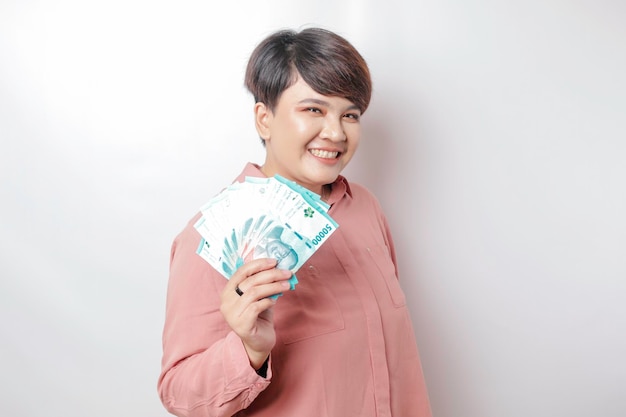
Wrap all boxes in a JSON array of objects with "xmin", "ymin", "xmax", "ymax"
[{"xmin": 170, "ymin": 211, "xmax": 203, "ymax": 249}]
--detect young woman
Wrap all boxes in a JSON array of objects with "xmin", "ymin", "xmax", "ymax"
[{"xmin": 158, "ymin": 27, "xmax": 432, "ymax": 417}]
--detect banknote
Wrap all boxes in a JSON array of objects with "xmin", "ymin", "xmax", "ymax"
[{"xmin": 194, "ymin": 175, "xmax": 338, "ymax": 295}]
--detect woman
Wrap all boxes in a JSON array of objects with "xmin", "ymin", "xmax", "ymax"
[{"xmin": 158, "ymin": 27, "xmax": 432, "ymax": 417}]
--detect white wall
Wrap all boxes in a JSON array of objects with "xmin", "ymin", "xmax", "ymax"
[{"xmin": 1, "ymin": 1, "xmax": 624, "ymax": 416}]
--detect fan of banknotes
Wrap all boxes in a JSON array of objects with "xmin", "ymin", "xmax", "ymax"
[{"xmin": 194, "ymin": 175, "xmax": 338, "ymax": 295}]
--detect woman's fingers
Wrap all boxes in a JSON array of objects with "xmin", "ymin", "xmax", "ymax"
[
  {"xmin": 227, "ymin": 258, "xmax": 277, "ymax": 292},
  {"xmin": 229, "ymin": 259, "xmax": 292, "ymax": 296},
  {"xmin": 220, "ymin": 258, "xmax": 292, "ymax": 322},
  {"xmin": 219, "ymin": 259, "xmax": 292, "ymax": 358}
]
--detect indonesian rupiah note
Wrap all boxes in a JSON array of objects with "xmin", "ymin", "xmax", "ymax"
[{"xmin": 194, "ymin": 175, "xmax": 338, "ymax": 295}]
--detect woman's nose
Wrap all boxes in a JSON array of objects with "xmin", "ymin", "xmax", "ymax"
[{"xmin": 320, "ymin": 118, "xmax": 346, "ymax": 142}]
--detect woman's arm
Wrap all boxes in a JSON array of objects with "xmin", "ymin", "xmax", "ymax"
[{"xmin": 158, "ymin": 222, "xmax": 273, "ymax": 417}]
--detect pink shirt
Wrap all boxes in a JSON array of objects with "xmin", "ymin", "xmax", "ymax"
[{"xmin": 158, "ymin": 163, "xmax": 431, "ymax": 417}]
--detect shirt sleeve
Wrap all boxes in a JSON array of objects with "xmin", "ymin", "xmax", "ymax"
[{"xmin": 158, "ymin": 219, "xmax": 272, "ymax": 417}]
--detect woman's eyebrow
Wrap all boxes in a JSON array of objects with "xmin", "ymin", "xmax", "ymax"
[
  {"xmin": 298, "ymin": 98, "xmax": 329, "ymax": 106},
  {"xmin": 298, "ymin": 98, "xmax": 360, "ymax": 112}
]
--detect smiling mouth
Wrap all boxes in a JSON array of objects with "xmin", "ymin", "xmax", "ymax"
[{"xmin": 309, "ymin": 149, "xmax": 340, "ymax": 159}]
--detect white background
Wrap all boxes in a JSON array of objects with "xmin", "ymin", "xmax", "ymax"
[{"xmin": 1, "ymin": 1, "xmax": 625, "ymax": 416}]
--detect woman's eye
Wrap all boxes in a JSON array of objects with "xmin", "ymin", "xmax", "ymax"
[
  {"xmin": 307, "ymin": 107, "xmax": 322, "ymax": 113},
  {"xmin": 344, "ymin": 113, "xmax": 360, "ymax": 121}
]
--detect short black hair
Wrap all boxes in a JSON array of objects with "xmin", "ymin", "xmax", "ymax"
[{"xmin": 244, "ymin": 27, "xmax": 372, "ymax": 114}]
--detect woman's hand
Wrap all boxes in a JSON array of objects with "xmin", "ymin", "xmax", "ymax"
[{"xmin": 220, "ymin": 258, "xmax": 293, "ymax": 370}]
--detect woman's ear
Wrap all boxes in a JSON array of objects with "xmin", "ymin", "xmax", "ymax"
[{"xmin": 254, "ymin": 102, "xmax": 272, "ymax": 141}]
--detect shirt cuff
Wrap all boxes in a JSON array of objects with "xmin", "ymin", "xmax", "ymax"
[{"xmin": 222, "ymin": 331, "xmax": 272, "ymax": 394}]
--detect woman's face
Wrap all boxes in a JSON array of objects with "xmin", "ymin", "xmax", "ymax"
[{"xmin": 255, "ymin": 76, "xmax": 362, "ymax": 195}]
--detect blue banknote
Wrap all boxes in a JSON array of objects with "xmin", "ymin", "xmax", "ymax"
[{"xmin": 194, "ymin": 175, "xmax": 338, "ymax": 295}]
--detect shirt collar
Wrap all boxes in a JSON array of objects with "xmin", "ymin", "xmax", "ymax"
[
  {"xmin": 235, "ymin": 162, "xmax": 353, "ymax": 203},
  {"xmin": 235, "ymin": 162, "xmax": 265, "ymax": 182}
]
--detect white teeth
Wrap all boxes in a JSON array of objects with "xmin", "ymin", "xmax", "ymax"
[{"xmin": 310, "ymin": 149, "xmax": 339, "ymax": 159}]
